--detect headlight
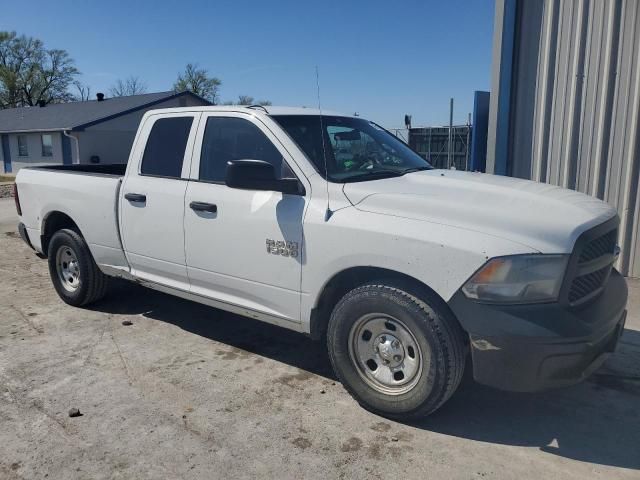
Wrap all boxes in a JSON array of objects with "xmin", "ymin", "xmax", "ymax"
[{"xmin": 462, "ymin": 255, "xmax": 568, "ymax": 304}]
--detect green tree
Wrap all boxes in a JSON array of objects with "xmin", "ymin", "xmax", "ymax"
[
  {"xmin": 0, "ymin": 31, "xmax": 79, "ymax": 108},
  {"xmin": 173, "ymin": 63, "xmax": 221, "ymax": 104},
  {"xmin": 0, "ymin": 32, "xmax": 39, "ymax": 107}
]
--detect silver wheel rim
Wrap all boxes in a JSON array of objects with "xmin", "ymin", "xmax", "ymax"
[
  {"xmin": 348, "ymin": 313, "xmax": 425, "ymax": 395},
  {"xmin": 55, "ymin": 245, "xmax": 81, "ymax": 292}
]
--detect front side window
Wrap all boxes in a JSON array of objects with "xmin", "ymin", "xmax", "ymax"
[
  {"xmin": 273, "ymin": 115, "xmax": 431, "ymax": 183},
  {"xmin": 141, "ymin": 117, "xmax": 194, "ymax": 178},
  {"xmin": 41, "ymin": 134, "xmax": 53, "ymax": 157},
  {"xmin": 17, "ymin": 135, "xmax": 28, "ymax": 156},
  {"xmin": 199, "ymin": 117, "xmax": 290, "ymax": 183}
]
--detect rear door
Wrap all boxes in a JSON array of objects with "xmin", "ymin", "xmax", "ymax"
[
  {"xmin": 183, "ymin": 112, "xmax": 308, "ymax": 323},
  {"xmin": 120, "ymin": 112, "xmax": 199, "ymax": 290}
]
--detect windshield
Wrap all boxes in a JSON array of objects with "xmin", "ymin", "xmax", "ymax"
[{"xmin": 272, "ymin": 115, "xmax": 432, "ymax": 182}]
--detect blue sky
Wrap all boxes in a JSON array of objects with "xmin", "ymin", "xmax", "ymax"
[{"xmin": 2, "ymin": 0, "xmax": 495, "ymax": 128}]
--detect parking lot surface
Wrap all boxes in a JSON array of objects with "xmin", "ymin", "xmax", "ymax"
[{"xmin": 1, "ymin": 199, "xmax": 639, "ymax": 479}]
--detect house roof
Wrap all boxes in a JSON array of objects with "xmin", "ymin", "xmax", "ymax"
[{"xmin": 0, "ymin": 91, "xmax": 208, "ymax": 133}]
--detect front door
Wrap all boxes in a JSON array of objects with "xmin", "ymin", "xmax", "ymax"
[
  {"xmin": 184, "ymin": 113, "xmax": 307, "ymax": 322},
  {"xmin": 120, "ymin": 113, "xmax": 199, "ymax": 290}
]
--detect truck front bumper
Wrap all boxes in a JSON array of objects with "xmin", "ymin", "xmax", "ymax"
[{"xmin": 448, "ymin": 268, "xmax": 628, "ymax": 392}]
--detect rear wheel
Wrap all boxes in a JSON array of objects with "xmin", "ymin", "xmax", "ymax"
[
  {"xmin": 47, "ymin": 229, "xmax": 109, "ymax": 306},
  {"xmin": 327, "ymin": 281, "xmax": 466, "ymax": 419}
]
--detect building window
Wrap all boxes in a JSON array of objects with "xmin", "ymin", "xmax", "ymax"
[
  {"xmin": 17, "ymin": 135, "xmax": 28, "ymax": 156},
  {"xmin": 41, "ymin": 134, "xmax": 53, "ymax": 157}
]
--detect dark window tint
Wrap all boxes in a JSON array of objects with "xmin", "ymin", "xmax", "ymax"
[
  {"xmin": 141, "ymin": 117, "xmax": 193, "ymax": 178},
  {"xmin": 200, "ymin": 117, "xmax": 286, "ymax": 182}
]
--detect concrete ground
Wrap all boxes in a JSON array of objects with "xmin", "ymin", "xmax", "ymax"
[
  {"xmin": 0, "ymin": 198, "xmax": 17, "ymax": 233},
  {"xmin": 1, "ymin": 198, "xmax": 639, "ymax": 480}
]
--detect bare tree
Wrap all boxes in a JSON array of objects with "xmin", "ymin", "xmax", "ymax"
[
  {"xmin": 0, "ymin": 31, "xmax": 79, "ymax": 108},
  {"xmin": 21, "ymin": 49, "xmax": 79, "ymax": 105},
  {"xmin": 109, "ymin": 76, "xmax": 147, "ymax": 97},
  {"xmin": 173, "ymin": 63, "xmax": 221, "ymax": 104},
  {"xmin": 73, "ymin": 81, "xmax": 91, "ymax": 101},
  {"xmin": 228, "ymin": 95, "xmax": 272, "ymax": 106},
  {"xmin": 237, "ymin": 95, "xmax": 254, "ymax": 105}
]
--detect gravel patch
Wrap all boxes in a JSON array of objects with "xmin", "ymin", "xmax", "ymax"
[{"xmin": 0, "ymin": 183, "xmax": 14, "ymax": 198}]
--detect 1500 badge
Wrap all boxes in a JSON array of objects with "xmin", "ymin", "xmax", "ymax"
[{"xmin": 266, "ymin": 239, "xmax": 298, "ymax": 258}]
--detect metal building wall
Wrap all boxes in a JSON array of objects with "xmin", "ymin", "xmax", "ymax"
[{"xmin": 488, "ymin": 0, "xmax": 640, "ymax": 277}]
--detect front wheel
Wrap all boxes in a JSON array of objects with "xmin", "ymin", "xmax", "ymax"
[
  {"xmin": 47, "ymin": 229, "xmax": 109, "ymax": 307},
  {"xmin": 327, "ymin": 282, "xmax": 466, "ymax": 419}
]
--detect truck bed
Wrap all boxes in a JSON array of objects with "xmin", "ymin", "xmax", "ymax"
[{"xmin": 16, "ymin": 165, "xmax": 129, "ymax": 274}]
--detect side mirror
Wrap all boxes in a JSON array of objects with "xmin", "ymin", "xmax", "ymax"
[{"xmin": 225, "ymin": 160, "xmax": 303, "ymax": 195}]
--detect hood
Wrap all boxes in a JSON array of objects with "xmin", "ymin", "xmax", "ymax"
[{"xmin": 342, "ymin": 170, "xmax": 617, "ymax": 253}]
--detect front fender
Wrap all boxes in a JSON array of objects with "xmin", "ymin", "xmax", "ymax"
[{"xmin": 300, "ymin": 207, "xmax": 535, "ymax": 332}]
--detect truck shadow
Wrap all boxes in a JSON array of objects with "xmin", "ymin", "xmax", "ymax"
[
  {"xmin": 412, "ymin": 327, "xmax": 640, "ymax": 471},
  {"xmin": 94, "ymin": 281, "xmax": 336, "ymax": 379},
  {"xmin": 92, "ymin": 282, "xmax": 640, "ymax": 471}
]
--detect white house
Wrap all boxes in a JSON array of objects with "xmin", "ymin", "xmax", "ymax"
[{"xmin": 0, "ymin": 91, "xmax": 209, "ymax": 173}]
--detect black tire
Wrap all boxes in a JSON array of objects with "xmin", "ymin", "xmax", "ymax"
[
  {"xmin": 327, "ymin": 281, "xmax": 466, "ymax": 419},
  {"xmin": 47, "ymin": 229, "xmax": 109, "ymax": 307}
]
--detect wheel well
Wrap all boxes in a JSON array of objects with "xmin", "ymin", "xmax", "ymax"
[
  {"xmin": 309, "ymin": 267, "xmax": 459, "ymax": 341},
  {"xmin": 41, "ymin": 212, "xmax": 81, "ymax": 256}
]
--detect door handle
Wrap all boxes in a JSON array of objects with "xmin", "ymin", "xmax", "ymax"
[
  {"xmin": 125, "ymin": 193, "xmax": 146, "ymax": 202},
  {"xmin": 190, "ymin": 201, "xmax": 217, "ymax": 213}
]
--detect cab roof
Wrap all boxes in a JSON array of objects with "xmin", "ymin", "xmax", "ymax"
[{"xmin": 144, "ymin": 105, "xmax": 355, "ymax": 118}]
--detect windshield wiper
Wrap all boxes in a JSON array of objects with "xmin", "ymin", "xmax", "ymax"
[
  {"xmin": 340, "ymin": 170, "xmax": 406, "ymax": 183},
  {"xmin": 401, "ymin": 166, "xmax": 431, "ymax": 174},
  {"xmin": 340, "ymin": 165, "xmax": 432, "ymax": 183}
]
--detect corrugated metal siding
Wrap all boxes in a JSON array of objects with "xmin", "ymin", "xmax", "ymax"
[{"xmin": 502, "ymin": 0, "xmax": 640, "ymax": 276}]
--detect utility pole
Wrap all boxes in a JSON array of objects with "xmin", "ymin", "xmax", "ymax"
[
  {"xmin": 448, "ymin": 98, "xmax": 454, "ymax": 169},
  {"xmin": 465, "ymin": 112, "xmax": 471, "ymax": 171}
]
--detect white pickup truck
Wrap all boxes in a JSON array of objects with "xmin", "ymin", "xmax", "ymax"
[{"xmin": 15, "ymin": 106, "xmax": 627, "ymax": 418}]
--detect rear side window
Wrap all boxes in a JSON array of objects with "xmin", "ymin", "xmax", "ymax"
[
  {"xmin": 141, "ymin": 117, "xmax": 193, "ymax": 178},
  {"xmin": 199, "ymin": 117, "xmax": 287, "ymax": 183}
]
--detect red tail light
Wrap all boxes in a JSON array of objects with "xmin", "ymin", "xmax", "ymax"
[{"xmin": 13, "ymin": 183, "xmax": 22, "ymax": 216}]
